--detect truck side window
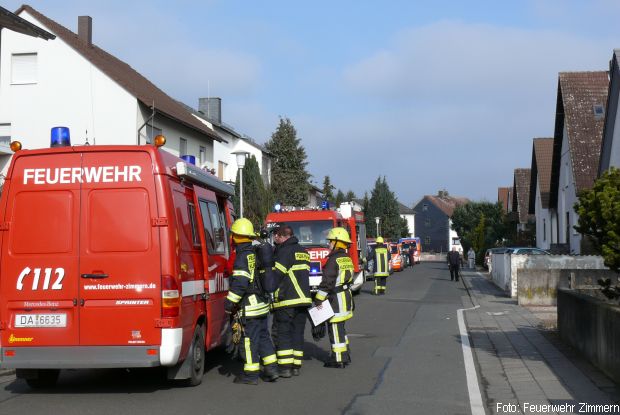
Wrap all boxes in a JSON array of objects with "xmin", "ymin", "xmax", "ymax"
[
  {"xmin": 207, "ymin": 201, "xmax": 227, "ymax": 255},
  {"xmin": 188, "ymin": 203, "xmax": 201, "ymax": 247},
  {"xmin": 198, "ymin": 200, "xmax": 216, "ymax": 252}
]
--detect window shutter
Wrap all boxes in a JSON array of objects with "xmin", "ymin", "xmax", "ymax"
[{"xmin": 11, "ymin": 53, "xmax": 37, "ymax": 84}]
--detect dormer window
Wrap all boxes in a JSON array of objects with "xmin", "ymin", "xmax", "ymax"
[{"xmin": 593, "ymin": 104, "xmax": 605, "ymax": 119}]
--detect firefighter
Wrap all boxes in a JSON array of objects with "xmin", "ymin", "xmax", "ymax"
[
  {"xmin": 315, "ymin": 227, "xmax": 354, "ymax": 368},
  {"xmin": 368, "ymin": 236, "xmax": 390, "ymax": 295},
  {"xmin": 271, "ymin": 225, "xmax": 312, "ymax": 378},
  {"xmin": 225, "ymin": 218, "xmax": 279, "ymax": 385}
]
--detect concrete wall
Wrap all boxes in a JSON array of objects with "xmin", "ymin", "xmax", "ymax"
[
  {"xmin": 517, "ymin": 268, "xmax": 617, "ymax": 306},
  {"xmin": 491, "ymin": 253, "xmax": 606, "ymax": 297},
  {"xmin": 558, "ymin": 288, "xmax": 620, "ymax": 383}
]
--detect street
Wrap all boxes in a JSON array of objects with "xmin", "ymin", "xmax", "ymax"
[{"xmin": 0, "ymin": 263, "xmax": 616, "ymax": 415}]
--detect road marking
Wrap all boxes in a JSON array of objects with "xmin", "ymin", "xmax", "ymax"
[{"xmin": 457, "ymin": 304, "xmax": 485, "ymax": 415}]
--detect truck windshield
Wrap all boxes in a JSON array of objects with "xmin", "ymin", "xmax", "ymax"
[{"xmin": 275, "ymin": 220, "xmax": 333, "ymax": 247}]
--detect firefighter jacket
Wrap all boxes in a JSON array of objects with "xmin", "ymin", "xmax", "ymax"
[
  {"xmin": 315, "ymin": 248, "xmax": 354, "ymax": 323},
  {"xmin": 226, "ymin": 242, "xmax": 270, "ymax": 318},
  {"xmin": 272, "ymin": 236, "xmax": 312, "ymax": 309},
  {"xmin": 369, "ymin": 243, "xmax": 390, "ymax": 277}
]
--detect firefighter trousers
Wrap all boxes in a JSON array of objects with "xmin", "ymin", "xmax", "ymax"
[
  {"xmin": 374, "ymin": 276, "xmax": 387, "ymax": 294},
  {"xmin": 242, "ymin": 316, "xmax": 277, "ymax": 379},
  {"xmin": 274, "ymin": 307, "xmax": 307, "ymax": 369},
  {"xmin": 328, "ymin": 321, "xmax": 350, "ymax": 363}
]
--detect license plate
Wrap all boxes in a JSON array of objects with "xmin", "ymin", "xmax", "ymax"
[{"xmin": 15, "ymin": 313, "xmax": 67, "ymax": 328}]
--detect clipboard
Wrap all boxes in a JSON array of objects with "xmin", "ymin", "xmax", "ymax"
[{"xmin": 308, "ymin": 300, "xmax": 335, "ymax": 326}]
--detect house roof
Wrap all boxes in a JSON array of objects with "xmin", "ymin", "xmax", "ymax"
[
  {"xmin": 528, "ymin": 138, "xmax": 554, "ymax": 213},
  {"xmin": 423, "ymin": 194, "xmax": 468, "ymax": 217},
  {"xmin": 497, "ymin": 187, "xmax": 513, "ymax": 213},
  {"xmin": 550, "ymin": 71, "xmax": 609, "ymax": 208},
  {"xmin": 512, "ymin": 168, "xmax": 532, "ymax": 224},
  {"xmin": 398, "ymin": 202, "xmax": 415, "ymax": 215},
  {"xmin": 1, "ymin": 5, "xmax": 54, "ymax": 39},
  {"xmin": 599, "ymin": 50, "xmax": 620, "ymax": 175},
  {"xmin": 19, "ymin": 5, "xmax": 222, "ymax": 143}
]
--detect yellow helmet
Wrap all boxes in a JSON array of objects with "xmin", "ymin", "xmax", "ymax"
[
  {"xmin": 327, "ymin": 227, "xmax": 351, "ymax": 244},
  {"xmin": 376, "ymin": 236, "xmax": 384, "ymax": 244},
  {"xmin": 231, "ymin": 218, "xmax": 255, "ymax": 237}
]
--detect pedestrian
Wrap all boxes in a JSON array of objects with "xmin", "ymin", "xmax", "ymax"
[
  {"xmin": 447, "ymin": 246, "xmax": 461, "ymax": 281},
  {"xmin": 367, "ymin": 236, "xmax": 390, "ymax": 295},
  {"xmin": 271, "ymin": 225, "xmax": 312, "ymax": 378},
  {"xmin": 408, "ymin": 243, "xmax": 415, "ymax": 267},
  {"xmin": 225, "ymin": 218, "xmax": 279, "ymax": 385},
  {"xmin": 468, "ymin": 247, "xmax": 476, "ymax": 270},
  {"xmin": 314, "ymin": 227, "xmax": 354, "ymax": 368}
]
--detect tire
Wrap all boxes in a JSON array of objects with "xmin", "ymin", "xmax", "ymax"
[
  {"xmin": 24, "ymin": 369, "xmax": 60, "ymax": 389},
  {"xmin": 186, "ymin": 325, "xmax": 205, "ymax": 386}
]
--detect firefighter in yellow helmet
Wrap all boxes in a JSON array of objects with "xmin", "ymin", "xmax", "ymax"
[
  {"xmin": 225, "ymin": 218, "xmax": 278, "ymax": 385},
  {"xmin": 368, "ymin": 236, "xmax": 390, "ymax": 295},
  {"xmin": 314, "ymin": 227, "xmax": 354, "ymax": 368}
]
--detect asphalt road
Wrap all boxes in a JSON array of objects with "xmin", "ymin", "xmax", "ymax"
[{"xmin": 0, "ymin": 263, "xmax": 474, "ymax": 415}]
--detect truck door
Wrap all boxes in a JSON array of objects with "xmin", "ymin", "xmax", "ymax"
[
  {"xmin": 77, "ymin": 151, "xmax": 161, "ymax": 346},
  {"xmin": 0, "ymin": 153, "xmax": 82, "ymax": 346},
  {"xmin": 192, "ymin": 186, "xmax": 229, "ymax": 349}
]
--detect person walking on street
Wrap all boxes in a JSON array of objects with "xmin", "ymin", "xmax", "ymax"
[
  {"xmin": 368, "ymin": 236, "xmax": 390, "ymax": 295},
  {"xmin": 468, "ymin": 247, "xmax": 476, "ymax": 270},
  {"xmin": 225, "ymin": 218, "xmax": 278, "ymax": 385},
  {"xmin": 447, "ymin": 246, "xmax": 461, "ymax": 281},
  {"xmin": 271, "ymin": 225, "xmax": 312, "ymax": 378},
  {"xmin": 314, "ymin": 227, "xmax": 354, "ymax": 368},
  {"xmin": 408, "ymin": 243, "xmax": 416, "ymax": 267}
]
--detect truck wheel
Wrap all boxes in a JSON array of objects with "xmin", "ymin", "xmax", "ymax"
[
  {"xmin": 24, "ymin": 369, "xmax": 60, "ymax": 389},
  {"xmin": 186, "ymin": 325, "xmax": 205, "ymax": 386}
]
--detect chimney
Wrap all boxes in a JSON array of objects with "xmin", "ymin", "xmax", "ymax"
[
  {"xmin": 78, "ymin": 16, "xmax": 92, "ymax": 46},
  {"xmin": 199, "ymin": 97, "xmax": 221, "ymax": 124}
]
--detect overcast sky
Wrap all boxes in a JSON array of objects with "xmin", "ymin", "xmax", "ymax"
[{"xmin": 6, "ymin": 0, "xmax": 620, "ymax": 206}]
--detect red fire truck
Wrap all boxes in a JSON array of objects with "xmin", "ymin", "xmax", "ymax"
[
  {"xmin": 265, "ymin": 202, "xmax": 368, "ymax": 293},
  {"xmin": 0, "ymin": 128, "xmax": 233, "ymax": 388}
]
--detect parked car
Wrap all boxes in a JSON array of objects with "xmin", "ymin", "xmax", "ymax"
[
  {"xmin": 483, "ymin": 247, "xmax": 510, "ymax": 270},
  {"xmin": 506, "ymin": 247, "xmax": 550, "ymax": 255}
]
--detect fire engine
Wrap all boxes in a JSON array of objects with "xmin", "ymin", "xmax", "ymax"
[
  {"xmin": 265, "ymin": 202, "xmax": 368, "ymax": 293},
  {"xmin": 0, "ymin": 128, "xmax": 234, "ymax": 388}
]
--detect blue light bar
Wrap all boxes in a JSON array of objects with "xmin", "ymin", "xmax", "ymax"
[
  {"xmin": 50, "ymin": 127, "xmax": 71, "ymax": 147},
  {"xmin": 181, "ymin": 155, "xmax": 196, "ymax": 165},
  {"xmin": 321, "ymin": 200, "xmax": 329, "ymax": 210}
]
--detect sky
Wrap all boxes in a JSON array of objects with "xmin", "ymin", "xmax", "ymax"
[{"xmin": 6, "ymin": 0, "xmax": 620, "ymax": 206}]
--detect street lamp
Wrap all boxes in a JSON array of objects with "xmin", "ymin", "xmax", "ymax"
[
  {"xmin": 375, "ymin": 217, "xmax": 380, "ymax": 237},
  {"xmin": 232, "ymin": 151, "xmax": 249, "ymax": 217}
]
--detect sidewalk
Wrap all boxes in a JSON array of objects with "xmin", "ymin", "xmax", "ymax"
[{"xmin": 461, "ymin": 270, "xmax": 620, "ymax": 415}]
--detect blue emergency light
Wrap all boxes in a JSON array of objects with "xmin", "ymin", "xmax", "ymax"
[
  {"xmin": 181, "ymin": 155, "xmax": 196, "ymax": 165},
  {"xmin": 50, "ymin": 127, "xmax": 71, "ymax": 147},
  {"xmin": 321, "ymin": 200, "xmax": 329, "ymax": 210}
]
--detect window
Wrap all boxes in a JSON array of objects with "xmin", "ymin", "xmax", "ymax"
[
  {"xmin": 179, "ymin": 138, "xmax": 187, "ymax": 156},
  {"xmin": 425, "ymin": 218, "xmax": 431, "ymax": 227},
  {"xmin": 198, "ymin": 200, "xmax": 227, "ymax": 255},
  {"xmin": 199, "ymin": 146, "xmax": 207, "ymax": 166},
  {"xmin": 218, "ymin": 161, "xmax": 227, "ymax": 180},
  {"xmin": 144, "ymin": 124, "xmax": 162, "ymax": 145},
  {"xmin": 593, "ymin": 104, "xmax": 605, "ymax": 119},
  {"xmin": 11, "ymin": 53, "xmax": 37, "ymax": 84},
  {"xmin": 188, "ymin": 203, "xmax": 201, "ymax": 246},
  {"xmin": 422, "ymin": 204, "xmax": 428, "ymax": 212},
  {"xmin": 424, "ymin": 236, "xmax": 431, "ymax": 245},
  {"xmin": 0, "ymin": 123, "xmax": 11, "ymax": 148}
]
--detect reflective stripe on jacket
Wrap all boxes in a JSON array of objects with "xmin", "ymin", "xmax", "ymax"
[
  {"xmin": 227, "ymin": 242, "xmax": 270, "ymax": 318},
  {"xmin": 272, "ymin": 236, "xmax": 312, "ymax": 309},
  {"xmin": 316, "ymin": 249, "xmax": 354, "ymax": 323},
  {"xmin": 372, "ymin": 244, "xmax": 390, "ymax": 277}
]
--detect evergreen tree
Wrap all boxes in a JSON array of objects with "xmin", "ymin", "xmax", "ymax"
[
  {"xmin": 233, "ymin": 155, "xmax": 270, "ymax": 229},
  {"xmin": 451, "ymin": 201, "xmax": 506, "ymax": 259},
  {"xmin": 265, "ymin": 117, "xmax": 310, "ymax": 206},
  {"xmin": 335, "ymin": 189, "xmax": 345, "ymax": 207},
  {"xmin": 322, "ymin": 176, "xmax": 335, "ymax": 204},
  {"xmin": 345, "ymin": 190, "xmax": 356, "ymax": 202},
  {"xmin": 365, "ymin": 177, "xmax": 407, "ymax": 239}
]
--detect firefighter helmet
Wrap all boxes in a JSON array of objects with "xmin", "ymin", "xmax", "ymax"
[
  {"xmin": 327, "ymin": 227, "xmax": 351, "ymax": 244},
  {"xmin": 231, "ymin": 218, "xmax": 255, "ymax": 237},
  {"xmin": 376, "ymin": 236, "xmax": 384, "ymax": 244}
]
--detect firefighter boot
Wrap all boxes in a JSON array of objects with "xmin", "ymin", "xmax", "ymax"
[
  {"xmin": 260, "ymin": 364, "xmax": 279, "ymax": 382},
  {"xmin": 292, "ymin": 367, "xmax": 300, "ymax": 376},
  {"xmin": 233, "ymin": 375, "xmax": 258, "ymax": 385},
  {"xmin": 323, "ymin": 361, "xmax": 345, "ymax": 368},
  {"xmin": 279, "ymin": 367, "xmax": 293, "ymax": 378}
]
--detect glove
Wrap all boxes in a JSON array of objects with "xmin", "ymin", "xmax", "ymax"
[
  {"xmin": 313, "ymin": 297, "xmax": 323, "ymax": 307},
  {"xmin": 311, "ymin": 322, "xmax": 326, "ymax": 342},
  {"xmin": 224, "ymin": 299, "xmax": 237, "ymax": 314}
]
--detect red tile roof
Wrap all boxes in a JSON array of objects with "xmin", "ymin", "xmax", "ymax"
[
  {"xmin": 497, "ymin": 187, "xmax": 513, "ymax": 213},
  {"xmin": 18, "ymin": 5, "xmax": 222, "ymax": 142},
  {"xmin": 425, "ymin": 194, "xmax": 469, "ymax": 217},
  {"xmin": 512, "ymin": 168, "xmax": 532, "ymax": 224},
  {"xmin": 529, "ymin": 138, "xmax": 554, "ymax": 213}
]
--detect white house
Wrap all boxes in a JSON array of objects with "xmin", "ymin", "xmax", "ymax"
[
  {"xmin": 600, "ymin": 49, "xmax": 620, "ymax": 173},
  {"xmin": 398, "ymin": 202, "xmax": 415, "ymax": 238},
  {"xmin": 549, "ymin": 71, "xmax": 608, "ymax": 254},
  {"xmin": 0, "ymin": 6, "xmax": 223, "ymax": 174},
  {"xmin": 528, "ymin": 138, "xmax": 554, "ymax": 249}
]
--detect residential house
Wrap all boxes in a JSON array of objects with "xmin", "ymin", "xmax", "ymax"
[
  {"xmin": 413, "ymin": 191, "xmax": 468, "ymax": 253},
  {"xmin": 528, "ymin": 138, "xmax": 554, "ymax": 249},
  {"xmin": 398, "ymin": 202, "xmax": 415, "ymax": 238},
  {"xmin": 0, "ymin": 6, "xmax": 223, "ymax": 174},
  {"xmin": 195, "ymin": 97, "xmax": 272, "ymax": 185},
  {"xmin": 497, "ymin": 187, "xmax": 513, "ymax": 214},
  {"xmin": 512, "ymin": 168, "xmax": 533, "ymax": 233},
  {"xmin": 308, "ymin": 184, "xmax": 323, "ymax": 207},
  {"xmin": 549, "ymin": 71, "xmax": 608, "ymax": 254},
  {"xmin": 599, "ymin": 49, "xmax": 620, "ymax": 173}
]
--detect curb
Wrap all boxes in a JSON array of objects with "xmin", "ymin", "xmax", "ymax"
[{"xmin": 0, "ymin": 369, "xmax": 16, "ymax": 377}]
